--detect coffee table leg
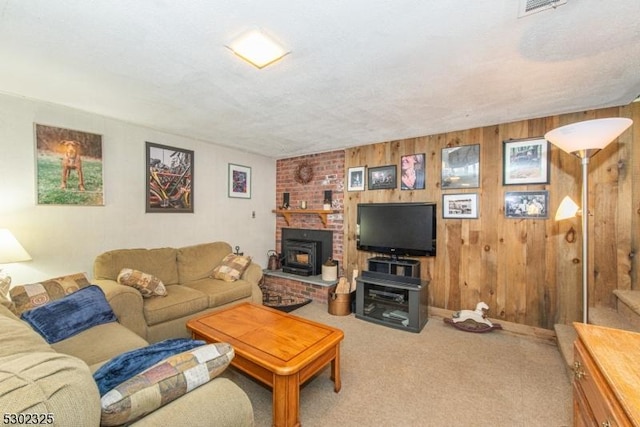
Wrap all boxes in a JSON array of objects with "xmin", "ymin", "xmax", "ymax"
[
  {"xmin": 331, "ymin": 344, "xmax": 341, "ymax": 392},
  {"xmin": 273, "ymin": 373, "xmax": 300, "ymax": 427}
]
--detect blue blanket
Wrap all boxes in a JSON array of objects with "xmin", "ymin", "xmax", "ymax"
[
  {"xmin": 21, "ymin": 285, "xmax": 116, "ymax": 344},
  {"xmin": 93, "ymin": 338, "xmax": 206, "ymax": 396}
]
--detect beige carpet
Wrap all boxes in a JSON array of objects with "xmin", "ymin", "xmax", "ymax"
[{"xmin": 221, "ymin": 302, "xmax": 572, "ymax": 427}]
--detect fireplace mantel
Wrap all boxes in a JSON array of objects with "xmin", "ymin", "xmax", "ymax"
[{"xmin": 273, "ymin": 209, "xmax": 341, "ymax": 227}]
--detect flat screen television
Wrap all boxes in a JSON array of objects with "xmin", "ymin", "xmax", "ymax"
[{"xmin": 356, "ymin": 202, "xmax": 437, "ymax": 257}]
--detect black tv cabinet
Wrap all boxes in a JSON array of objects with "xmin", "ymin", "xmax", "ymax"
[
  {"xmin": 355, "ymin": 270, "xmax": 428, "ymax": 333},
  {"xmin": 367, "ymin": 256, "xmax": 420, "ymax": 278}
]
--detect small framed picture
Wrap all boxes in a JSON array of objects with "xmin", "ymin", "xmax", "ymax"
[
  {"xmin": 503, "ymin": 138, "xmax": 550, "ymax": 185},
  {"xmin": 443, "ymin": 193, "xmax": 478, "ymax": 219},
  {"xmin": 400, "ymin": 153, "xmax": 426, "ymax": 190},
  {"xmin": 347, "ymin": 166, "xmax": 366, "ymax": 191},
  {"xmin": 441, "ymin": 144, "xmax": 480, "ymax": 189},
  {"xmin": 504, "ymin": 191, "xmax": 548, "ymax": 219},
  {"xmin": 146, "ymin": 142, "xmax": 193, "ymax": 213},
  {"xmin": 228, "ymin": 163, "xmax": 251, "ymax": 199},
  {"xmin": 368, "ymin": 165, "xmax": 397, "ymax": 190}
]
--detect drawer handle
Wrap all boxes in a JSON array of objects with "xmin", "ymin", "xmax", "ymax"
[{"xmin": 573, "ymin": 361, "xmax": 586, "ymax": 381}]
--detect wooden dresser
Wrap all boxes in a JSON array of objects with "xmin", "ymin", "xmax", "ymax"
[{"xmin": 573, "ymin": 323, "xmax": 640, "ymax": 426}]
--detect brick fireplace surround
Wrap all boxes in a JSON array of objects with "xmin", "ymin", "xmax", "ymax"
[{"xmin": 264, "ymin": 151, "xmax": 345, "ymax": 303}]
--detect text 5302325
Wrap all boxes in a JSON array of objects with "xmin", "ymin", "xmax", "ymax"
[{"xmin": 3, "ymin": 413, "xmax": 54, "ymax": 425}]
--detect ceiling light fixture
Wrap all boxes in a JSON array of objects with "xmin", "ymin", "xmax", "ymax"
[{"xmin": 226, "ymin": 29, "xmax": 290, "ymax": 69}]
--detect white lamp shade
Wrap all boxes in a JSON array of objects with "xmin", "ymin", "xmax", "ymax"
[
  {"xmin": 0, "ymin": 229, "xmax": 32, "ymax": 263},
  {"xmin": 555, "ymin": 196, "xmax": 580, "ymax": 221},
  {"xmin": 544, "ymin": 118, "xmax": 633, "ymax": 155}
]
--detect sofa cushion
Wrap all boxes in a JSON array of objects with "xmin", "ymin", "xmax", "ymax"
[
  {"xmin": 94, "ymin": 247, "xmax": 180, "ymax": 286},
  {"xmin": 185, "ymin": 278, "xmax": 253, "ymax": 308},
  {"xmin": 177, "ymin": 241, "xmax": 233, "ymax": 283},
  {"xmin": 93, "ymin": 338, "xmax": 206, "ymax": 395},
  {"xmin": 0, "ymin": 351, "xmax": 101, "ymax": 426},
  {"xmin": 21, "ymin": 285, "xmax": 117, "ymax": 344},
  {"xmin": 0, "ymin": 304, "xmax": 54, "ymax": 357},
  {"xmin": 100, "ymin": 342, "xmax": 234, "ymax": 426},
  {"xmin": 211, "ymin": 253, "xmax": 252, "ymax": 282},
  {"xmin": 9, "ymin": 272, "xmax": 90, "ymax": 315},
  {"xmin": 52, "ymin": 321, "xmax": 149, "ymax": 369},
  {"xmin": 143, "ymin": 285, "xmax": 208, "ymax": 326},
  {"xmin": 117, "ymin": 268, "xmax": 168, "ymax": 298}
]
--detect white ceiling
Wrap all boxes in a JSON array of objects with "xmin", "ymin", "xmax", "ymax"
[{"xmin": 1, "ymin": 1, "xmax": 639, "ymax": 159}]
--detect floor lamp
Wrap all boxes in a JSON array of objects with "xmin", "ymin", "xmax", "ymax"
[{"xmin": 545, "ymin": 118, "xmax": 633, "ymax": 324}]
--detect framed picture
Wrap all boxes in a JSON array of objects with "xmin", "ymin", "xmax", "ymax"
[
  {"xmin": 228, "ymin": 163, "xmax": 252, "ymax": 199},
  {"xmin": 35, "ymin": 123, "xmax": 104, "ymax": 206},
  {"xmin": 368, "ymin": 165, "xmax": 397, "ymax": 190},
  {"xmin": 146, "ymin": 142, "xmax": 193, "ymax": 213},
  {"xmin": 443, "ymin": 193, "xmax": 478, "ymax": 219},
  {"xmin": 441, "ymin": 144, "xmax": 480, "ymax": 189},
  {"xmin": 503, "ymin": 138, "xmax": 550, "ymax": 185},
  {"xmin": 504, "ymin": 191, "xmax": 548, "ymax": 219},
  {"xmin": 347, "ymin": 166, "xmax": 366, "ymax": 191},
  {"xmin": 400, "ymin": 153, "xmax": 426, "ymax": 190}
]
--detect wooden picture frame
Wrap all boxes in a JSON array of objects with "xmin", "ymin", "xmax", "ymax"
[
  {"xmin": 228, "ymin": 163, "xmax": 252, "ymax": 199},
  {"xmin": 400, "ymin": 153, "xmax": 426, "ymax": 190},
  {"xmin": 347, "ymin": 166, "xmax": 366, "ymax": 191},
  {"xmin": 441, "ymin": 144, "xmax": 480, "ymax": 189},
  {"xmin": 35, "ymin": 123, "xmax": 104, "ymax": 206},
  {"xmin": 367, "ymin": 165, "xmax": 397, "ymax": 190},
  {"xmin": 146, "ymin": 142, "xmax": 193, "ymax": 213},
  {"xmin": 443, "ymin": 193, "xmax": 478, "ymax": 219},
  {"xmin": 504, "ymin": 190, "xmax": 548, "ymax": 219},
  {"xmin": 503, "ymin": 137, "xmax": 550, "ymax": 185}
]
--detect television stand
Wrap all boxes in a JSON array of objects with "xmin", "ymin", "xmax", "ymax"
[
  {"xmin": 355, "ymin": 270, "xmax": 428, "ymax": 333},
  {"xmin": 367, "ymin": 256, "xmax": 420, "ymax": 278}
]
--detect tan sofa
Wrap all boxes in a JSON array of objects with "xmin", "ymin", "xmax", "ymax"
[
  {"xmin": 0, "ymin": 302, "xmax": 254, "ymax": 427},
  {"xmin": 93, "ymin": 241, "xmax": 263, "ymax": 343}
]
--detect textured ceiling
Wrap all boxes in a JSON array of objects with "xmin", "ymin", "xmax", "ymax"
[{"xmin": 1, "ymin": 0, "xmax": 639, "ymax": 159}]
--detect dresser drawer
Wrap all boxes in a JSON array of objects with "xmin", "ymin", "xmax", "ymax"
[{"xmin": 573, "ymin": 340, "xmax": 631, "ymax": 427}]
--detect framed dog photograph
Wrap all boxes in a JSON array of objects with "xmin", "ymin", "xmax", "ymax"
[
  {"xmin": 146, "ymin": 142, "xmax": 194, "ymax": 213},
  {"xmin": 504, "ymin": 191, "xmax": 548, "ymax": 219},
  {"xmin": 35, "ymin": 123, "xmax": 104, "ymax": 206},
  {"xmin": 443, "ymin": 193, "xmax": 478, "ymax": 219},
  {"xmin": 367, "ymin": 165, "xmax": 396, "ymax": 190},
  {"xmin": 228, "ymin": 163, "xmax": 252, "ymax": 199},
  {"xmin": 347, "ymin": 166, "xmax": 365, "ymax": 191},
  {"xmin": 503, "ymin": 137, "xmax": 550, "ymax": 185}
]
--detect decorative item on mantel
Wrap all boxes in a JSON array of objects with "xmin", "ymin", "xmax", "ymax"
[{"xmin": 444, "ymin": 302, "xmax": 502, "ymax": 333}]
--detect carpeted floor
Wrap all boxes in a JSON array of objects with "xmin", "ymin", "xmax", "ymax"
[{"xmin": 221, "ymin": 302, "xmax": 572, "ymax": 427}]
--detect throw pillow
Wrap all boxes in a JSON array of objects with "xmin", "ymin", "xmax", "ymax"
[
  {"xmin": 211, "ymin": 253, "xmax": 252, "ymax": 282},
  {"xmin": 117, "ymin": 268, "xmax": 167, "ymax": 297},
  {"xmin": 9, "ymin": 272, "xmax": 91, "ymax": 315},
  {"xmin": 20, "ymin": 285, "xmax": 116, "ymax": 344},
  {"xmin": 100, "ymin": 342, "xmax": 235, "ymax": 426},
  {"xmin": 93, "ymin": 338, "xmax": 206, "ymax": 396}
]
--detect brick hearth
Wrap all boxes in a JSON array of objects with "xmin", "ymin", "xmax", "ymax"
[{"xmin": 262, "ymin": 270, "xmax": 337, "ymax": 304}]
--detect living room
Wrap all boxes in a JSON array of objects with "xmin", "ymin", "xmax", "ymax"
[{"xmin": 1, "ymin": 2, "xmax": 640, "ymax": 426}]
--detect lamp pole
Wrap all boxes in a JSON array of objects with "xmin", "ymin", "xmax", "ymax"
[{"xmin": 580, "ymin": 156, "xmax": 589, "ymax": 324}]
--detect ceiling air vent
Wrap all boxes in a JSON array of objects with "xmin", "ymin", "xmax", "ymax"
[{"xmin": 518, "ymin": 0, "xmax": 567, "ymax": 18}]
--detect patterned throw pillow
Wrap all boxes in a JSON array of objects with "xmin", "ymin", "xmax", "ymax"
[
  {"xmin": 100, "ymin": 342, "xmax": 234, "ymax": 426},
  {"xmin": 116, "ymin": 268, "xmax": 167, "ymax": 298},
  {"xmin": 211, "ymin": 254, "xmax": 252, "ymax": 282},
  {"xmin": 9, "ymin": 272, "xmax": 90, "ymax": 315}
]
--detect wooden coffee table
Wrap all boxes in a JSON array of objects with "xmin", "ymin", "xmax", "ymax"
[{"xmin": 187, "ymin": 302, "xmax": 344, "ymax": 427}]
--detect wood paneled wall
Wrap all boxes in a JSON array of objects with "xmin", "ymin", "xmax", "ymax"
[{"xmin": 343, "ymin": 103, "xmax": 639, "ymax": 329}]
